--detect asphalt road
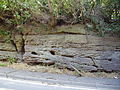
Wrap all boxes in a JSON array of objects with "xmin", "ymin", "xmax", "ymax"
[
  {"xmin": 0, "ymin": 67, "xmax": 120, "ymax": 90},
  {"xmin": 0, "ymin": 77, "xmax": 95, "ymax": 90}
]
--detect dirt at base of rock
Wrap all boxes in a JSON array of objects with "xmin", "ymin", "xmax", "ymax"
[{"xmin": 0, "ymin": 62, "xmax": 120, "ymax": 78}]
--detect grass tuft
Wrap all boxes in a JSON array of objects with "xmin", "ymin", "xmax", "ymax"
[{"xmin": 0, "ymin": 63, "xmax": 7, "ymax": 67}]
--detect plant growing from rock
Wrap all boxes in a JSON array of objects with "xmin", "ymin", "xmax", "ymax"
[{"xmin": 7, "ymin": 57, "xmax": 16, "ymax": 64}]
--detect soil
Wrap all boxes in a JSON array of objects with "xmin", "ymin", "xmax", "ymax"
[{"xmin": 0, "ymin": 61, "xmax": 120, "ymax": 78}]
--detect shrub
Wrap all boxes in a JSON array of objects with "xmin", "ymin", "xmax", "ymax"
[{"xmin": 7, "ymin": 57, "xmax": 16, "ymax": 64}]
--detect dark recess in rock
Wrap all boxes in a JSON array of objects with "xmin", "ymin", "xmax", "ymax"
[
  {"xmin": 31, "ymin": 52, "xmax": 38, "ymax": 55},
  {"xmin": 49, "ymin": 50, "xmax": 56, "ymax": 55},
  {"xmin": 61, "ymin": 55, "xmax": 74, "ymax": 58}
]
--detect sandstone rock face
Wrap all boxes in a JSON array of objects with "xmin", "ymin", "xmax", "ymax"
[
  {"xmin": 23, "ymin": 34, "xmax": 120, "ymax": 72},
  {"xmin": 23, "ymin": 47, "xmax": 120, "ymax": 72},
  {"xmin": 0, "ymin": 33, "xmax": 120, "ymax": 72},
  {"xmin": 56, "ymin": 24, "xmax": 86, "ymax": 34},
  {"xmin": 94, "ymin": 52, "xmax": 120, "ymax": 72}
]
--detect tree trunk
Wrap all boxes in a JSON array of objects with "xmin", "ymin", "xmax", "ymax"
[
  {"xmin": 10, "ymin": 25, "xmax": 25, "ymax": 62},
  {"xmin": 48, "ymin": 0, "xmax": 56, "ymax": 30}
]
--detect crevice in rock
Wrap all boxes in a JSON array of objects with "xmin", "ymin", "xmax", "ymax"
[
  {"xmin": 31, "ymin": 52, "xmax": 38, "ymax": 55},
  {"xmin": 10, "ymin": 40, "xmax": 18, "ymax": 53},
  {"xmin": 108, "ymin": 58, "xmax": 112, "ymax": 61},
  {"xmin": 97, "ymin": 68, "xmax": 113, "ymax": 73},
  {"xmin": 49, "ymin": 50, "xmax": 56, "ymax": 55},
  {"xmin": 61, "ymin": 55, "xmax": 74, "ymax": 58},
  {"xmin": 21, "ymin": 32, "xmax": 25, "ymax": 56},
  {"xmin": 85, "ymin": 56, "xmax": 97, "ymax": 67},
  {"xmin": 0, "ymin": 49, "xmax": 16, "ymax": 52}
]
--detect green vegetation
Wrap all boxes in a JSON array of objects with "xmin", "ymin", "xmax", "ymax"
[
  {"xmin": 0, "ymin": 29, "xmax": 10, "ymax": 42},
  {"xmin": 0, "ymin": 0, "xmax": 119, "ymax": 36},
  {"xmin": 7, "ymin": 57, "xmax": 16, "ymax": 64},
  {"xmin": 0, "ymin": 62, "xmax": 7, "ymax": 67}
]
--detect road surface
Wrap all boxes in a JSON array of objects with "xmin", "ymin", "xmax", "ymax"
[
  {"xmin": 0, "ymin": 77, "xmax": 95, "ymax": 90},
  {"xmin": 0, "ymin": 67, "xmax": 120, "ymax": 90}
]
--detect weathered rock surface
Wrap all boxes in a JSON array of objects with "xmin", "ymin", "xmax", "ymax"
[
  {"xmin": 0, "ymin": 33, "xmax": 120, "ymax": 72},
  {"xmin": 0, "ymin": 43, "xmax": 16, "ymax": 52},
  {"xmin": 22, "ymin": 47, "xmax": 120, "ymax": 72},
  {"xmin": 94, "ymin": 51, "xmax": 120, "ymax": 72}
]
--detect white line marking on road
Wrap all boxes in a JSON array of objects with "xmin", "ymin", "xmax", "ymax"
[
  {"xmin": 0, "ymin": 88, "xmax": 14, "ymax": 90},
  {"xmin": 0, "ymin": 77, "xmax": 96, "ymax": 90}
]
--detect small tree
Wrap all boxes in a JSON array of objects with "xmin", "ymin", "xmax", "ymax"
[{"xmin": 0, "ymin": 0, "xmax": 31, "ymax": 62}]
